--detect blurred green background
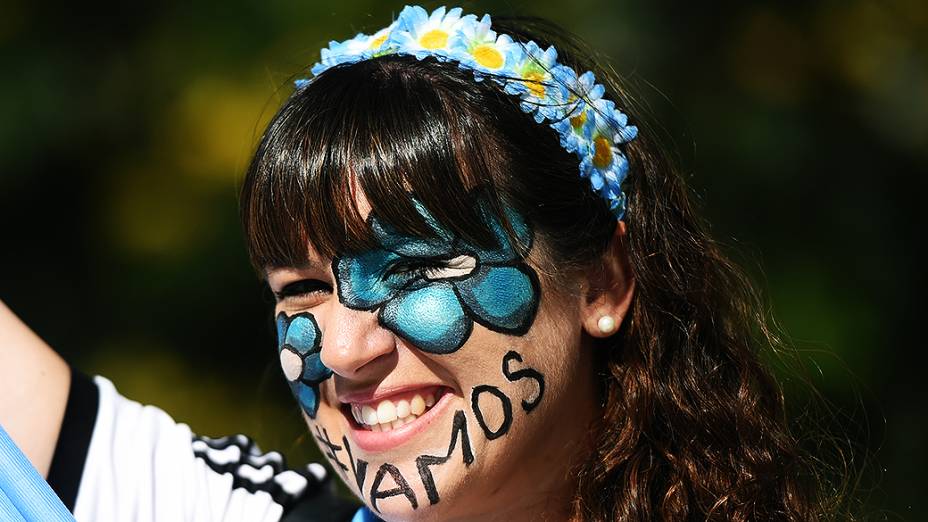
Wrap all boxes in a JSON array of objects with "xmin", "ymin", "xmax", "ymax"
[{"xmin": 1, "ymin": 0, "xmax": 924, "ymax": 518}]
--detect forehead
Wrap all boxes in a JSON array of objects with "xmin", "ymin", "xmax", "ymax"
[
  {"xmin": 265, "ymin": 186, "xmax": 532, "ymax": 277},
  {"xmin": 349, "ymin": 176, "xmax": 374, "ymax": 220}
]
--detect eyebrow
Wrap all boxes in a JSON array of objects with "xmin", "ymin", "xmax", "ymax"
[{"xmin": 264, "ymin": 258, "xmax": 329, "ymax": 277}]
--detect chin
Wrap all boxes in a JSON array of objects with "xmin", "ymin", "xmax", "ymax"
[
  {"xmin": 310, "ymin": 390, "xmax": 482, "ymax": 520},
  {"xmin": 361, "ymin": 464, "xmax": 471, "ymax": 522}
]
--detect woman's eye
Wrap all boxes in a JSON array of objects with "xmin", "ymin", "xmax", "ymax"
[
  {"xmin": 385, "ymin": 255, "xmax": 477, "ymax": 281},
  {"xmin": 274, "ymin": 279, "xmax": 332, "ymax": 303},
  {"xmin": 384, "ymin": 260, "xmax": 435, "ymax": 279}
]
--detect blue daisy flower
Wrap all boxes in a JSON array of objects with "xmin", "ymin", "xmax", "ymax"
[
  {"xmin": 335, "ymin": 196, "xmax": 540, "ymax": 355},
  {"xmin": 576, "ymin": 98, "xmax": 638, "ymax": 218},
  {"xmin": 309, "ymin": 22, "xmax": 397, "ymax": 77},
  {"xmin": 554, "ymin": 68, "xmax": 605, "ymax": 114},
  {"xmin": 448, "ymin": 14, "xmax": 523, "ymax": 77},
  {"xmin": 277, "ymin": 312, "xmax": 332, "ymax": 418},
  {"xmin": 550, "ymin": 101, "xmax": 595, "ymax": 154},
  {"xmin": 504, "ymin": 41, "xmax": 564, "ymax": 123},
  {"xmin": 387, "ymin": 5, "xmax": 474, "ymax": 61}
]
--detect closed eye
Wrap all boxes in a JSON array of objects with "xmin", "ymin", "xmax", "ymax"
[
  {"xmin": 274, "ymin": 279, "xmax": 332, "ymax": 302},
  {"xmin": 384, "ymin": 260, "xmax": 436, "ymax": 278},
  {"xmin": 385, "ymin": 255, "xmax": 477, "ymax": 281}
]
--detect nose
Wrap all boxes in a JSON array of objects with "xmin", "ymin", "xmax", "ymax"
[{"xmin": 319, "ymin": 301, "xmax": 397, "ymax": 379}]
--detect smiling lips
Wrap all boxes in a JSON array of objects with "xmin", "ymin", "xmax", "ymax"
[
  {"xmin": 340, "ymin": 385, "xmax": 455, "ymax": 452},
  {"xmin": 348, "ymin": 387, "xmax": 446, "ymax": 432}
]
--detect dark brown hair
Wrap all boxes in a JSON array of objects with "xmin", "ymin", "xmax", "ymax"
[{"xmin": 241, "ymin": 16, "xmax": 849, "ymax": 521}]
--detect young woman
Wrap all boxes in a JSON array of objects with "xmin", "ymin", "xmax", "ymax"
[{"xmin": 1, "ymin": 5, "xmax": 841, "ymax": 521}]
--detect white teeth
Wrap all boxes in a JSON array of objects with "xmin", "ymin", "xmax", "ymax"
[
  {"xmin": 361, "ymin": 405, "xmax": 378, "ymax": 425},
  {"xmin": 352, "ymin": 391, "xmax": 439, "ymax": 432},
  {"xmin": 410, "ymin": 395, "xmax": 426, "ymax": 415},
  {"xmin": 376, "ymin": 400, "xmax": 397, "ymax": 424}
]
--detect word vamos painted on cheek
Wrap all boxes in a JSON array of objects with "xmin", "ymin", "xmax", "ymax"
[
  {"xmin": 415, "ymin": 410, "xmax": 474, "ymax": 505},
  {"xmin": 420, "ymin": 350, "xmax": 546, "ymax": 507},
  {"xmin": 470, "ymin": 350, "xmax": 545, "ymax": 441},
  {"xmin": 502, "ymin": 350, "xmax": 545, "ymax": 413},
  {"xmin": 470, "ymin": 385, "xmax": 512, "ymax": 440},
  {"xmin": 311, "ymin": 354, "xmax": 545, "ymax": 512},
  {"xmin": 276, "ymin": 312, "xmax": 333, "ymax": 418},
  {"xmin": 313, "ymin": 425, "xmax": 348, "ymax": 478},
  {"xmin": 334, "ymin": 195, "xmax": 541, "ymax": 354},
  {"xmin": 314, "ymin": 427, "xmax": 423, "ymax": 515},
  {"xmin": 314, "ymin": 430, "xmax": 372, "ymax": 500},
  {"xmin": 370, "ymin": 463, "xmax": 418, "ymax": 513},
  {"xmin": 325, "ymin": 412, "xmax": 474, "ymax": 514},
  {"xmin": 342, "ymin": 434, "xmax": 368, "ymax": 494}
]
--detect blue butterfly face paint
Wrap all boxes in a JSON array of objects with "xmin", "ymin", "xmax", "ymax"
[
  {"xmin": 334, "ymin": 196, "xmax": 541, "ymax": 354},
  {"xmin": 276, "ymin": 312, "xmax": 333, "ymax": 418}
]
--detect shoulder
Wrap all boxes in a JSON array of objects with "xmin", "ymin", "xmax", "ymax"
[{"xmin": 48, "ymin": 369, "xmax": 360, "ymax": 522}]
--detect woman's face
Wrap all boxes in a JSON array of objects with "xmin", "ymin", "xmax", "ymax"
[{"xmin": 266, "ymin": 194, "xmax": 599, "ymax": 521}]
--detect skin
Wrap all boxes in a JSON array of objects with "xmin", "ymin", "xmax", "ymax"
[
  {"xmin": 0, "ymin": 300, "xmax": 70, "ymax": 477},
  {"xmin": 268, "ymin": 195, "xmax": 635, "ymax": 521}
]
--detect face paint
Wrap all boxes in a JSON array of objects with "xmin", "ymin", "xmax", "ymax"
[
  {"xmin": 314, "ymin": 349, "xmax": 547, "ymax": 513},
  {"xmin": 334, "ymin": 196, "xmax": 541, "ymax": 354},
  {"xmin": 266, "ymin": 185, "xmax": 596, "ymax": 519},
  {"xmin": 276, "ymin": 312, "xmax": 332, "ymax": 418},
  {"xmin": 415, "ymin": 410, "xmax": 474, "ymax": 505}
]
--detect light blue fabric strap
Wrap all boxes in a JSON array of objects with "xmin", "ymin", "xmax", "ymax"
[
  {"xmin": 0, "ymin": 423, "xmax": 76, "ymax": 522},
  {"xmin": 0, "ymin": 488, "xmax": 28, "ymax": 522},
  {"xmin": 351, "ymin": 506, "xmax": 382, "ymax": 522}
]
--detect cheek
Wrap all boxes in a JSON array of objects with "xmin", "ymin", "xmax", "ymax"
[
  {"xmin": 276, "ymin": 311, "xmax": 333, "ymax": 419},
  {"xmin": 380, "ymin": 282, "xmax": 473, "ymax": 354}
]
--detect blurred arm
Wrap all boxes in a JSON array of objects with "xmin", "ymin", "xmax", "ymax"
[{"xmin": 0, "ymin": 300, "xmax": 70, "ymax": 477}]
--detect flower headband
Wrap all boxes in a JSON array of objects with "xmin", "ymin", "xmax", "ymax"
[{"xmin": 298, "ymin": 5, "xmax": 638, "ymax": 219}]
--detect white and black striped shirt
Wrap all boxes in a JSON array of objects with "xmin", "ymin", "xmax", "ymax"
[{"xmin": 47, "ymin": 370, "xmax": 360, "ymax": 521}]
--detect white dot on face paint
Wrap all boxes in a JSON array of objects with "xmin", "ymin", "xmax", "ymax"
[{"xmin": 279, "ymin": 349, "xmax": 303, "ymax": 382}]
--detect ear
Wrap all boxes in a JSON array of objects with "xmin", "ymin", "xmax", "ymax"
[{"xmin": 579, "ymin": 221, "xmax": 635, "ymax": 338}]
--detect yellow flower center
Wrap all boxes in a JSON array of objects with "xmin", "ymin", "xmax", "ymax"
[
  {"xmin": 369, "ymin": 34, "xmax": 388, "ymax": 49},
  {"xmin": 593, "ymin": 137, "xmax": 614, "ymax": 169},
  {"xmin": 420, "ymin": 29, "xmax": 448, "ymax": 49},
  {"xmin": 570, "ymin": 111, "xmax": 587, "ymax": 130},
  {"xmin": 523, "ymin": 71, "xmax": 546, "ymax": 97},
  {"xmin": 472, "ymin": 44, "xmax": 503, "ymax": 69}
]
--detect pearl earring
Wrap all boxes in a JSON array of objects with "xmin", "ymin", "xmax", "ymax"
[{"xmin": 597, "ymin": 315, "xmax": 617, "ymax": 335}]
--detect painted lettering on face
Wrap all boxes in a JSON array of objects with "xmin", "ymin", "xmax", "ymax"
[
  {"xmin": 276, "ymin": 312, "xmax": 332, "ymax": 418},
  {"xmin": 315, "ymin": 350, "xmax": 547, "ymax": 513},
  {"xmin": 313, "ymin": 425, "xmax": 348, "ymax": 478},
  {"xmin": 333, "ymin": 195, "xmax": 541, "ymax": 354},
  {"xmin": 370, "ymin": 463, "xmax": 418, "ymax": 513},
  {"xmin": 415, "ymin": 410, "xmax": 474, "ymax": 505},
  {"xmin": 502, "ymin": 350, "xmax": 545, "ymax": 413},
  {"xmin": 343, "ymin": 434, "xmax": 369, "ymax": 493},
  {"xmin": 471, "ymin": 385, "xmax": 513, "ymax": 440}
]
